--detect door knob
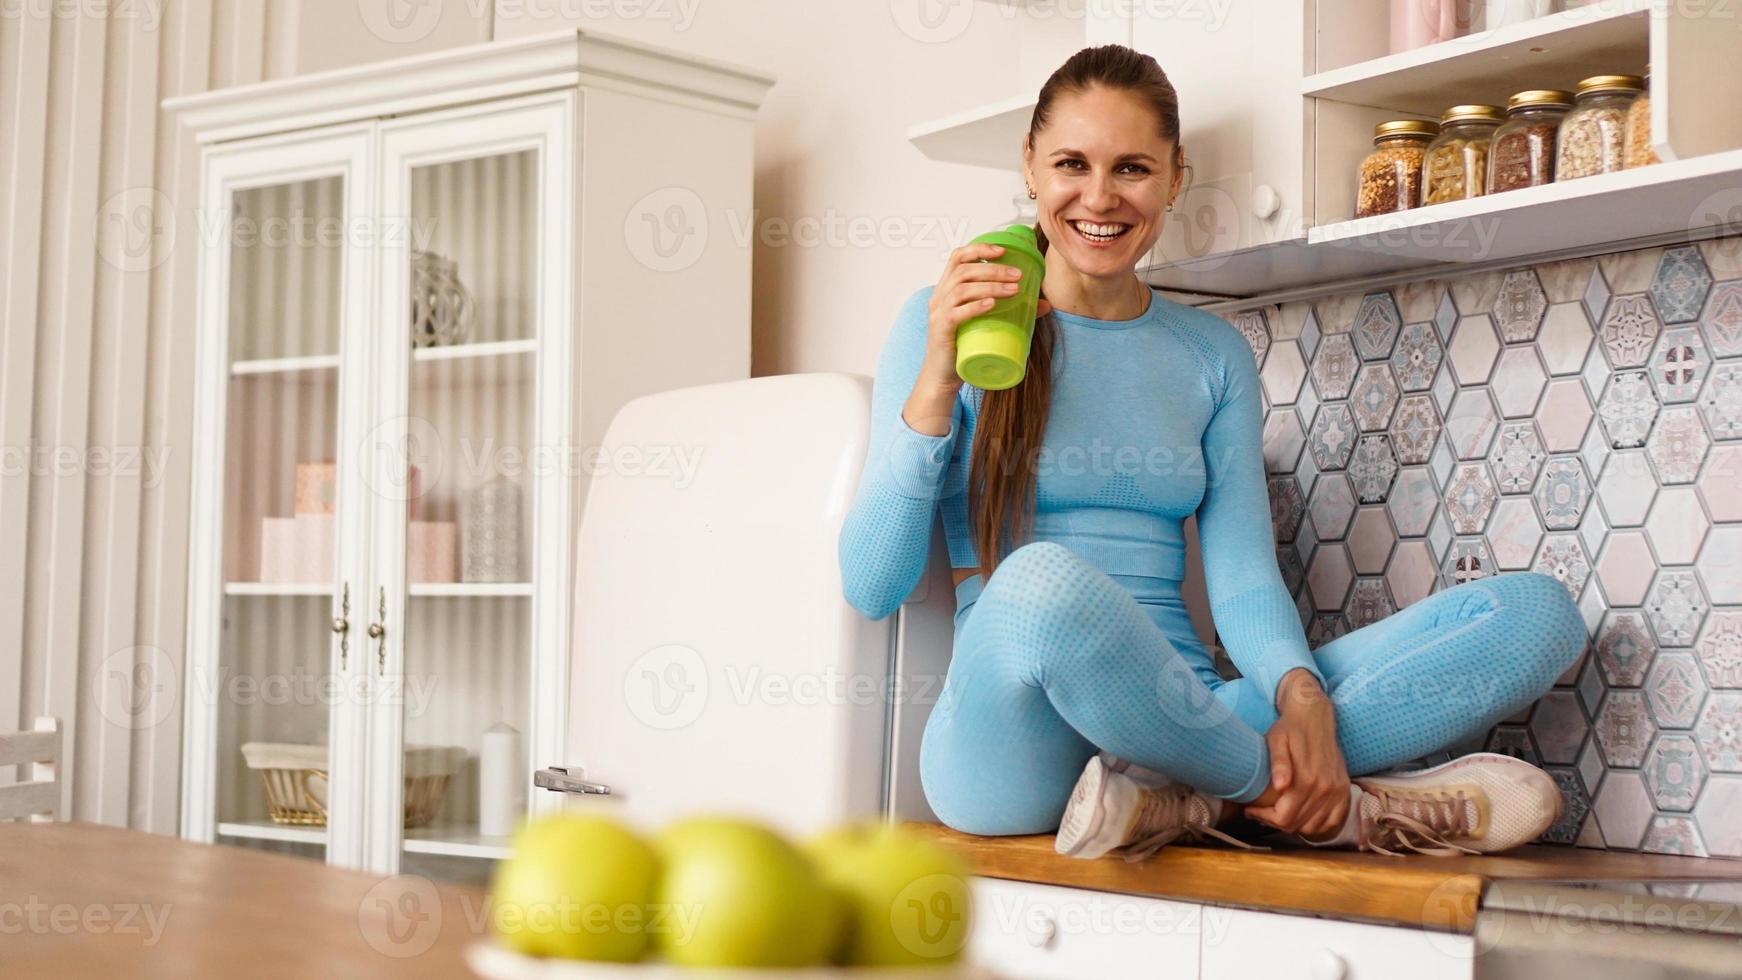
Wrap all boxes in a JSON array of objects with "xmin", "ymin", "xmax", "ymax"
[
  {"xmin": 1253, "ymin": 184, "xmax": 1282, "ymax": 220},
  {"xmin": 535, "ymin": 766, "xmax": 613, "ymax": 796},
  {"xmin": 331, "ymin": 583, "xmax": 350, "ymax": 669}
]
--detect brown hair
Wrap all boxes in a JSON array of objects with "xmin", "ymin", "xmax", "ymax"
[{"xmin": 967, "ymin": 44, "xmax": 1185, "ymax": 585}]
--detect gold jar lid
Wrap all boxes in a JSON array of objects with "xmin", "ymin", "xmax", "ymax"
[
  {"xmin": 1440, "ymin": 104, "xmax": 1505, "ymax": 124},
  {"xmin": 1506, "ymin": 89, "xmax": 1575, "ymax": 111},
  {"xmin": 1575, "ymin": 74, "xmax": 1644, "ymax": 96},
  {"xmin": 1373, "ymin": 119, "xmax": 1439, "ymax": 143}
]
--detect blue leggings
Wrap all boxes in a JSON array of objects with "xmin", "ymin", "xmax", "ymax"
[{"xmin": 918, "ymin": 542, "xmax": 1588, "ymax": 836}]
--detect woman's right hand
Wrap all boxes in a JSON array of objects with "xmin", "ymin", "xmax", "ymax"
[{"xmin": 916, "ymin": 243, "xmax": 1045, "ymax": 392}]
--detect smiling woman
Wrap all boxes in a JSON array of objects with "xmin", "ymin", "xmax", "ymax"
[{"xmin": 838, "ymin": 44, "xmax": 1588, "ymax": 865}]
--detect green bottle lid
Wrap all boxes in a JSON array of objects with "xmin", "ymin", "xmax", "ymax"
[{"xmin": 969, "ymin": 223, "xmax": 1045, "ymax": 264}]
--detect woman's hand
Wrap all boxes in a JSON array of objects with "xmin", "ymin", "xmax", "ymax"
[
  {"xmin": 1243, "ymin": 669, "xmax": 1351, "ymax": 838},
  {"xmin": 915, "ymin": 243, "xmax": 1052, "ymax": 393}
]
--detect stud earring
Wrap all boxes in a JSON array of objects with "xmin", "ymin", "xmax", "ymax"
[{"xmin": 1027, "ymin": 187, "xmax": 1036, "ymax": 199}]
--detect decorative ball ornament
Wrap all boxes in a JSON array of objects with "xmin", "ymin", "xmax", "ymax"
[{"xmin": 410, "ymin": 249, "xmax": 475, "ymax": 348}]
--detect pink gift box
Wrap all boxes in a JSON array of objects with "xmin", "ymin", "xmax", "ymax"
[
  {"xmin": 259, "ymin": 513, "xmax": 335, "ymax": 582},
  {"xmin": 296, "ymin": 460, "xmax": 422, "ymax": 519},
  {"xmin": 407, "ymin": 520, "xmax": 456, "ymax": 583}
]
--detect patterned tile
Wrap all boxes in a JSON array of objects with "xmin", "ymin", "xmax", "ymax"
[
  {"xmin": 1642, "ymin": 814, "xmax": 1708, "ymax": 856},
  {"xmin": 1389, "ymin": 321, "xmax": 1443, "ymax": 392},
  {"xmin": 1307, "ymin": 543, "xmax": 1354, "ymax": 611},
  {"xmin": 1534, "ymin": 456, "xmax": 1591, "ymax": 531},
  {"xmin": 1434, "ymin": 288, "xmax": 1459, "ymax": 342},
  {"xmin": 1347, "ymin": 434, "xmax": 1399, "ymax": 503},
  {"xmin": 1449, "ymin": 314, "xmax": 1501, "ymax": 385},
  {"xmin": 1231, "ymin": 309, "xmax": 1271, "ymax": 366},
  {"xmin": 1445, "ymin": 388, "xmax": 1502, "ymax": 459},
  {"xmin": 1267, "ymin": 475, "xmax": 1306, "ymax": 543},
  {"xmin": 1442, "ymin": 536, "xmax": 1495, "ymax": 588},
  {"xmin": 1308, "ymin": 472, "xmax": 1357, "ymax": 540},
  {"xmin": 1529, "ymin": 690, "xmax": 1587, "ymax": 766},
  {"xmin": 1386, "ymin": 539, "xmax": 1438, "ymax": 607},
  {"xmin": 1694, "ymin": 776, "xmax": 1742, "ymax": 857},
  {"xmin": 1696, "ymin": 611, "xmax": 1742, "ymax": 689},
  {"xmin": 1595, "ymin": 449, "xmax": 1657, "ymax": 526},
  {"xmin": 1596, "ymin": 689, "xmax": 1656, "ymax": 768},
  {"xmin": 1697, "ymin": 445, "xmax": 1742, "ymax": 522},
  {"xmin": 1578, "ymin": 654, "xmax": 1609, "ymax": 718},
  {"xmin": 1310, "ymin": 332, "xmax": 1359, "ymax": 400},
  {"xmin": 1593, "ymin": 769, "xmax": 1654, "ymax": 848},
  {"xmin": 1643, "ymin": 732, "xmax": 1708, "ymax": 812},
  {"xmin": 1645, "ymin": 569, "xmax": 1709, "ymax": 647},
  {"xmin": 1299, "ymin": 307, "xmax": 1322, "ymax": 358},
  {"xmin": 1695, "ymin": 691, "xmax": 1742, "ymax": 772},
  {"xmin": 1277, "ymin": 543, "xmax": 1306, "ymax": 595},
  {"xmin": 1584, "ymin": 262, "xmax": 1612, "ymax": 325},
  {"xmin": 1643, "ymin": 487, "xmax": 1709, "ymax": 565},
  {"xmin": 1444, "ymin": 462, "xmax": 1498, "ymax": 534},
  {"xmin": 1645, "ymin": 649, "xmax": 1708, "ymax": 729},
  {"xmin": 1347, "ymin": 506, "xmax": 1395, "ymax": 575},
  {"xmin": 1307, "ymin": 402, "xmax": 1358, "ymax": 471},
  {"xmin": 1353, "ymin": 292, "xmax": 1403, "ymax": 361},
  {"xmin": 1596, "ymin": 531, "xmax": 1655, "ymax": 606},
  {"xmin": 1697, "ymin": 525, "xmax": 1742, "ymax": 606},
  {"xmin": 1488, "ymin": 497, "xmax": 1545, "ymax": 570},
  {"xmin": 1699, "ymin": 360, "xmax": 1742, "ymax": 441},
  {"xmin": 1539, "ymin": 301, "xmax": 1596, "ymax": 375},
  {"xmin": 1649, "ymin": 244, "xmax": 1713, "ymax": 324},
  {"xmin": 1263, "ymin": 410, "xmax": 1307, "ymax": 473},
  {"xmin": 1533, "ymin": 533, "xmax": 1592, "ymax": 600},
  {"xmin": 1262, "ymin": 340, "xmax": 1308, "ymax": 406},
  {"xmin": 1645, "ymin": 405, "xmax": 1711, "ymax": 484},
  {"xmin": 1494, "ymin": 269, "xmax": 1550, "ymax": 342},
  {"xmin": 1347, "ymin": 577, "xmax": 1395, "ymax": 629},
  {"xmin": 1601, "ymin": 294, "xmax": 1662, "ymax": 369},
  {"xmin": 1596, "ymin": 609, "xmax": 1658, "ymax": 687},
  {"xmin": 1307, "ymin": 612, "xmax": 1350, "ymax": 647},
  {"xmin": 1648, "ymin": 326, "xmax": 1710, "ymax": 404},
  {"xmin": 1486, "ymin": 724, "xmax": 1541, "ymax": 765},
  {"xmin": 1700, "ymin": 280, "xmax": 1742, "ymax": 358},
  {"xmin": 1491, "ymin": 421, "xmax": 1546, "ymax": 493},
  {"xmin": 1543, "ymin": 767, "xmax": 1589, "ymax": 845},
  {"xmin": 1578, "ymin": 497, "xmax": 1609, "ymax": 573},
  {"xmin": 1350, "ymin": 363, "xmax": 1400, "ymax": 431},
  {"xmin": 1597, "ymin": 370, "xmax": 1660, "ymax": 449},
  {"xmin": 1492, "ymin": 346, "xmax": 1550, "ymax": 418},
  {"xmin": 1536, "ymin": 379, "xmax": 1594, "ymax": 453},
  {"xmin": 1388, "ymin": 393, "xmax": 1441, "ymax": 466},
  {"xmin": 1386, "ymin": 466, "xmax": 1438, "ymax": 536}
]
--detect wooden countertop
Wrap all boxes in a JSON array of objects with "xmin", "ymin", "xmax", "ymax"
[{"xmin": 910, "ymin": 824, "xmax": 1742, "ymax": 935}]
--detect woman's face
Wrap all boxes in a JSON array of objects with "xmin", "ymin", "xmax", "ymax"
[{"xmin": 1023, "ymin": 85, "xmax": 1182, "ymax": 281}]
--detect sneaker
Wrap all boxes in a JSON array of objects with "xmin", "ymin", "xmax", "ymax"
[
  {"xmin": 1055, "ymin": 755, "xmax": 1250, "ymax": 861},
  {"xmin": 1306, "ymin": 752, "xmax": 1563, "ymax": 855}
]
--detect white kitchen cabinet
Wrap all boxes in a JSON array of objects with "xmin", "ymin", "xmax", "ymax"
[
  {"xmin": 169, "ymin": 30, "xmax": 770, "ymax": 875},
  {"xmin": 969, "ymin": 878, "xmax": 1203, "ymax": 979},
  {"xmin": 1200, "ymin": 906, "xmax": 1474, "ymax": 980}
]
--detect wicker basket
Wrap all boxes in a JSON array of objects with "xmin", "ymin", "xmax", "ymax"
[{"xmin": 240, "ymin": 742, "xmax": 464, "ymax": 828}]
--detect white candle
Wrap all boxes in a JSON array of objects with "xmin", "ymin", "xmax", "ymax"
[{"xmin": 480, "ymin": 721, "xmax": 522, "ymax": 838}]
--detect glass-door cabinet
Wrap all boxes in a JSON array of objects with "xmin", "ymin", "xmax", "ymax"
[{"xmin": 179, "ymin": 94, "xmax": 574, "ymax": 881}]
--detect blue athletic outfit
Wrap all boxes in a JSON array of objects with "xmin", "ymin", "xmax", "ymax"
[{"xmin": 838, "ymin": 285, "xmax": 1587, "ymax": 835}]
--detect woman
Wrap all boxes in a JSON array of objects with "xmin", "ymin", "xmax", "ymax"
[{"xmin": 838, "ymin": 45, "xmax": 1588, "ymax": 859}]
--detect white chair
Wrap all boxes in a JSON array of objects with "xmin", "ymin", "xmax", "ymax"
[{"xmin": 0, "ymin": 717, "xmax": 62, "ymax": 822}]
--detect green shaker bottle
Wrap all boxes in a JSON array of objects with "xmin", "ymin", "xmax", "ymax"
[{"xmin": 955, "ymin": 223, "xmax": 1046, "ymax": 390}]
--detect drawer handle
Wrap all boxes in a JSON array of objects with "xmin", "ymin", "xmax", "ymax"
[
  {"xmin": 1309, "ymin": 947, "xmax": 1348, "ymax": 980},
  {"xmin": 1025, "ymin": 914, "xmax": 1057, "ymax": 950}
]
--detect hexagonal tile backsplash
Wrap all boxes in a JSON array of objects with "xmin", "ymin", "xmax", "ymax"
[{"xmin": 1222, "ymin": 238, "xmax": 1742, "ymax": 859}]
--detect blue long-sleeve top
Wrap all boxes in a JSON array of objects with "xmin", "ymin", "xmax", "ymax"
[{"xmin": 837, "ymin": 284, "xmax": 1325, "ymax": 708}]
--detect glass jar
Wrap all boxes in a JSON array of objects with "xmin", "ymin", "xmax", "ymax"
[
  {"xmin": 1422, "ymin": 105, "xmax": 1503, "ymax": 205},
  {"xmin": 1486, "ymin": 90, "xmax": 1573, "ymax": 193},
  {"xmin": 1557, "ymin": 74, "xmax": 1643, "ymax": 180},
  {"xmin": 1356, "ymin": 120, "xmax": 1439, "ymax": 219},
  {"xmin": 1624, "ymin": 66, "xmax": 1659, "ymax": 169}
]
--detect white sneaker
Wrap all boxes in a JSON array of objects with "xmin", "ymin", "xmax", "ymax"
[
  {"xmin": 1055, "ymin": 755, "xmax": 1247, "ymax": 861},
  {"xmin": 1303, "ymin": 752, "xmax": 1563, "ymax": 855}
]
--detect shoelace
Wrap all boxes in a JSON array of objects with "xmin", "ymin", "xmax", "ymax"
[
  {"xmin": 1123, "ymin": 784, "xmax": 1263, "ymax": 863},
  {"xmin": 1359, "ymin": 785, "xmax": 1482, "ymax": 857}
]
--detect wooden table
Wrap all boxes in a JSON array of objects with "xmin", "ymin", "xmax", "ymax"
[
  {"xmin": 0, "ymin": 821, "xmax": 488, "ymax": 979},
  {"xmin": 911, "ymin": 824, "xmax": 1742, "ymax": 934}
]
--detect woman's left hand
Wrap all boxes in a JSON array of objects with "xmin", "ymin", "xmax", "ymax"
[{"xmin": 1243, "ymin": 670, "xmax": 1351, "ymax": 838}]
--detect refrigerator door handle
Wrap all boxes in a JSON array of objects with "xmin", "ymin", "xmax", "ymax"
[{"xmin": 534, "ymin": 765, "xmax": 613, "ymax": 796}]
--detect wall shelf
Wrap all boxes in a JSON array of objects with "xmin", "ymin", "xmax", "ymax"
[
  {"xmin": 225, "ymin": 582, "xmax": 329, "ymax": 596},
  {"xmin": 408, "ymin": 582, "xmax": 533, "ymax": 597},
  {"xmin": 411, "ymin": 338, "xmax": 536, "ymax": 363},
  {"xmin": 217, "ymin": 820, "xmax": 325, "ymax": 846},
  {"xmin": 907, "ymin": 94, "xmax": 1034, "ymax": 171},
  {"xmin": 403, "ymin": 823, "xmax": 513, "ymax": 860},
  {"xmin": 230, "ymin": 354, "xmax": 341, "ymax": 377}
]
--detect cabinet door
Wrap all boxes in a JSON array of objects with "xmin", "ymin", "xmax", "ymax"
[
  {"xmin": 969, "ymin": 878, "xmax": 1201, "ymax": 979},
  {"xmin": 1200, "ymin": 906, "xmax": 1474, "ymax": 980},
  {"xmin": 1132, "ymin": 3, "xmax": 1306, "ymax": 267},
  {"xmin": 363, "ymin": 91, "xmax": 575, "ymax": 876},
  {"xmin": 181, "ymin": 126, "xmax": 378, "ymax": 870}
]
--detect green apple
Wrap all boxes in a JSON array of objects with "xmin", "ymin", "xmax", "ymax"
[
  {"xmin": 651, "ymin": 816, "xmax": 840, "ymax": 967},
  {"xmin": 490, "ymin": 814, "xmax": 660, "ymax": 962},
  {"xmin": 806, "ymin": 821, "xmax": 972, "ymax": 966}
]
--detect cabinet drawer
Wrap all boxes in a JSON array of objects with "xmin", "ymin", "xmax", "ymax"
[
  {"xmin": 1200, "ymin": 906, "xmax": 1473, "ymax": 980},
  {"xmin": 968, "ymin": 877, "xmax": 1200, "ymax": 980}
]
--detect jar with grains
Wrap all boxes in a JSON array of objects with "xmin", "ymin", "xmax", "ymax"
[
  {"xmin": 1486, "ymin": 90, "xmax": 1573, "ymax": 193},
  {"xmin": 1624, "ymin": 66, "xmax": 1660, "ymax": 169},
  {"xmin": 1422, "ymin": 104, "xmax": 1503, "ymax": 205},
  {"xmin": 1356, "ymin": 120, "xmax": 1439, "ymax": 219},
  {"xmin": 1558, "ymin": 74, "xmax": 1643, "ymax": 180}
]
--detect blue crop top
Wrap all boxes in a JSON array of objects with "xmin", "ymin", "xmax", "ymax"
[{"xmin": 837, "ymin": 284, "xmax": 1324, "ymax": 707}]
